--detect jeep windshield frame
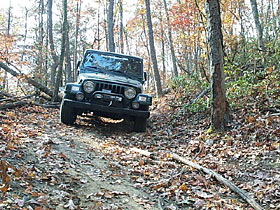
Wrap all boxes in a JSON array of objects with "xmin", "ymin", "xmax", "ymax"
[{"xmin": 80, "ymin": 50, "xmax": 143, "ymax": 81}]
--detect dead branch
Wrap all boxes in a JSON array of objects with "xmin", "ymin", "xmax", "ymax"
[
  {"xmin": 132, "ymin": 148, "xmax": 263, "ymax": 210},
  {"xmin": 0, "ymin": 94, "xmax": 37, "ymax": 110},
  {"xmin": 0, "ymin": 93, "xmax": 36, "ymax": 103},
  {"xmin": 0, "ymin": 101, "xmax": 28, "ymax": 110},
  {"xmin": 0, "ymin": 62, "xmax": 61, "ymax": 101},
  {"xmin": 32, "ymin": 102, "xmax": 60, "ymax": 109},
  {"xmin": 170, "ymin": 153, "xmax": 263, "ymax": 210},
  {"xmin": 187, "ymin": 86, "xmax": 210, "ymax": 106}
]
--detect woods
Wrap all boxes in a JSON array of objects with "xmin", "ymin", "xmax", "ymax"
[{"xmin": 0, "ymin": 0, "xmax": 279, "ymax": 209}]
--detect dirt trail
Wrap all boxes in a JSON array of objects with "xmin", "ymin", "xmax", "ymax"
[{"xmin": 0, "ymin": 108, "xmax": 158, "ymax": 209}]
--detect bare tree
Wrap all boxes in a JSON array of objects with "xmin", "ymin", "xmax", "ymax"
[
  {"xmin": 48, "ymin": 0, "xmax": 59, "ymax": 88},
  {"xmin": 21, "ymin": 7, "xmax": 29, "ymax": 62},
  {"xmin": 249, "ymin": 0, "xmax": 264, "ymax": 49},
  {"xmin": 107, "ymin": 0, "xmax": 115, "ymax": 52},
  {"xmin": 52, "ymin": 0, "xmax": 68, "ymax": 102},
  {"xmin": 3, "ymin": 1, "xmax": 12, "ymax": 91},
  {"xmin": 73, "ymin": 0, "xmax": 81, "ymax": 80},
  {"xmin": 205, "ymin": 0, "xmax": 230, "ymax": 131},
  {"xmin": 65, "ymin": 22, "xmax": 72, "ymax": 83},
  {"xmin": 163, "ymin": 0, "xmax": 178, "ymax": 77},
  {"xmin": 119, "ymin": 0, "xmax": 124, "ymax": 54},
  {"xmin": 144, "ymin": 0, "xmax": 163, "ymax": 97}
]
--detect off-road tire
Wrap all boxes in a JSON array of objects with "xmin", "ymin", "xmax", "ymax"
[
  {"xmin": 60, "ymin": 100, "xmax": 77, "ymax": 125},
  {"xmin": 134, "ymin": 117, "xmax": 147, "ymax": 132}
]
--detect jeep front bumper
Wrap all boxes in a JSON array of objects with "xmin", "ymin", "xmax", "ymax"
[{"xmin": 63, "ymin": 99, "xmax": 150, "ymax": 118}]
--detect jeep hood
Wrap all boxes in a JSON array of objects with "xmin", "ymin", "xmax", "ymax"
[{"xmin": 78, "ymin": 72, "xmax": 143, "ymax": 88}]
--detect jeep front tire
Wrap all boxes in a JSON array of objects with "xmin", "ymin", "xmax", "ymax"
[
  {"xmin": 60, "ymin": 100, "xmax": 77, "ymax": 125},
  {"xmin": 134, "ymin": 117, "xmax": 147, "ymax": 132}
]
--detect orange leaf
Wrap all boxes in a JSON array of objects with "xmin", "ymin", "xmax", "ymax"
[
  {"xmin": 1, "ymin": 184, "xmax": 9, "ymax": 195},
  {"xmin": 139, "ymin": 160, "xmax": 145, "ymax": 165},
  {"xmin": 179, "ymin": 183, "xmax": 187, "ymax": 191}
]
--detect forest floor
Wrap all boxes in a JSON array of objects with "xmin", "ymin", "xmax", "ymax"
[{"xmin": 0, "ymin": 93, "xmax": 280, "ymax": 210}]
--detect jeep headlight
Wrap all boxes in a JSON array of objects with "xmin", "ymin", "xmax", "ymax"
[
  {"xmin": 124, "ymin": 87, "xmax": 136, "ymax": 99},
  {"xmin": 83, "ymin": 81, "xmax": 95, "ymax": 93}
]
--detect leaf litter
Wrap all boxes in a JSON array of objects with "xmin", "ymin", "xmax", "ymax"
[{"xmin": 0, "ymin": 94, "xmax": 279, "ymax": 209}]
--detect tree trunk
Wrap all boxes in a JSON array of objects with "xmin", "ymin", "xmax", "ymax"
[
  {"xmin": 160, "ymin": 11, "xmax": 166, "ymax": 86},
  {"xmin": 107, "ymin": 0, "xmax": 115, "ymax": 52},
  {"xmin": 97, "ymin": 1, "xmax": 101, "ymax": 50},
  {"xmin": 73, "ymin": 0, "xmax": 81, "ymax": 80},
  {"xmin": 21, "ymin": 7, "xmax": 29, "ymax": 62},
  {"xmin": 0, "ymin": 62, "xmax": 60, "ymax": 100},
  {"xmin": 144, "ymin": 0, "xmax": 163, "ymax": 97},
  {"xmin": 48, "ymin": 0, "xmax": 59, "ymax": 88},
  {"xmin": 205, "ymin": 0, "xmax": 229, "ymax": 131},
  {"xmin": 249, "ymin": 0, "xmax": 264, "ymax": 50},
  {"xmin": 52, "ymin": 0, "xmax": 68, "ymax": 102},
  {"xmin": 65, "ymin": 23, "xmax": 72, "ymax": 83},
  {"xmin": 3, "ymin": 1, "xmax": 12, "ymax": 91},
  {"xmin": 119, "ymin": 0, "xmax": 124, "ymax": 54},
  {"xmin": 163, "ymin": 0, "xmax": 178, "ymax": 77},
  {"xmin": 37, "ymin": 0, "xmax": 44, "ymax": 84}
]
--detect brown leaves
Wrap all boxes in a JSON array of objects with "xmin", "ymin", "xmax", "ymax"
[{"xmin": 0, "ymin": 160, "xmax": 20, "ymax": 196}]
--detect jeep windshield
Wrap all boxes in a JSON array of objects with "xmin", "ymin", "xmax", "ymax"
[{"xmin": 81, "ymin": 51, "xmax": 143, "ymax": 80}]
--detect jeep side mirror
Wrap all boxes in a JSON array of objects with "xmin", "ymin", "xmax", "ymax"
[{"xmin": 143, "ymin": 72, "xmax": 147, "ymax": 82}]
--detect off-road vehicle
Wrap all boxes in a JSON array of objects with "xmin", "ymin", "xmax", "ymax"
[{"xmin": 60, "ymin": 49, "xmax": 152, "ymax": 132}]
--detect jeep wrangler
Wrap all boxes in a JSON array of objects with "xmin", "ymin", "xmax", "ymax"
[{"xmin": 60, "ymin": 49, "xmax": 152, "ymax": 132}]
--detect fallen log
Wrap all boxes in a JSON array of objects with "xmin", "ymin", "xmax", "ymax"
[
  {"xmin": 32, "ymin": 102, "xmax": 60, "ymax": 109},
  {"xmin": 0, "ymin": 101, "xmax": 28, "ymax": 110},
  {"xmin": 132, "ymin": 148, "xmax": 263, "ymax": 210},
  {"xmin": 0, "ymin": 62, "xmax": 61, "ymax": 101},
  {"xmin": 0, "ymin": 93, "xmax": 36, "ymax": 103},
  {"xmin": 170, "ymin": 153, "xmax": 263, "ymax": 210}
]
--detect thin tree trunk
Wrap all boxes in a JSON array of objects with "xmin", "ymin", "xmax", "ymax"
[
  {"xmin": 144, "ymin": 0, "xmax": 162, "ymax": 97},
  {"xmin": 38, "ymin": 0, "xmax": 44, "ymax": 84},
  {"xmin": 205, "ymin": 0, "xmax": 230, "ymax": 131},
  {"xmin": 238, "ymin": 0, "xmax": 246, "ymax": 60},
  {"xmin": 124, "ymin": 29, "xmax": 131, "ymax": 55},
  {"xmin": 104, "ymin": 2, "xmax": 108, "ymax": 51},
  {"xmin": 45, "ymin": 10, "xmax": 49, "ymax": 87},
  {"xmin": 3, "ymin": 1, "xmax": 12, "ymax": 91},
  {"xmin": 65, "ymin": 23, "xmax": 72, "ymax": 83},
  {"xmin": 107, "ymin": 0, "xmax": 115, "ymax": 52},
  {"xmin": 249, "ymin": 0, "xmax": 264, "ymax": 50},
  {"xmin": 160, "ymin": 12, "xmax": 166, "ymax": 86},
  {"xmin": 52, "ymin": 0, "xmax": 68, "ymax": 102},
  {"xmin": 163, "ymin": 0, "xmax": 178, "ymax": 77},
  {"xmin": 119, "ymin": 0, "xmax": 124, "ymax": 54},
  {"xmin": 140, "ymin": 14, "xmax": 153, "ymax": 91},
  {"xmin": 97, "ymin": 0, "xmax": 101, "ymax": 50},
  {"xmin": 21, "ymin": 7, "xmax": 29, "ymax": 62},
  {"xmin": 48, "ymin": 0, "xmax": 59, "ymax": 88},
  {"xmin": 73, "ymin": 0, "xmax": 81, "ymax": 80}
]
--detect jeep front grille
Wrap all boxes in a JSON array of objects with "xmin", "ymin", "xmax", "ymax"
[{"xmin": 95, "ymin": 82, "xmax": 124, "ymax": 94}]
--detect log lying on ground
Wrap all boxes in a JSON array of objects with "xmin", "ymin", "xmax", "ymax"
[
  {"xmin": 0, "ymin": 62, "xmax": 61, "ymax": 101},
  {"xmin": 170, "ymin": 153, "xmax": 263, "ymax": 210},
  {"xmin": 32, "ymin": 102, "xmax": 60, "ymax": 109},
  {"xmin": 0, "ymin": 101, "xmax": 28, "ymax": 110},
  {"xmin": 0, "ymin": 93, "xmax": 36, "ymax": 103},
  {"xmin": 132, "ymin": 148, "xmax": 263, "ymax": 210},
  {"xmin": 0, "ymin": 94, "xmax": 37, "ymax": 110}
]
